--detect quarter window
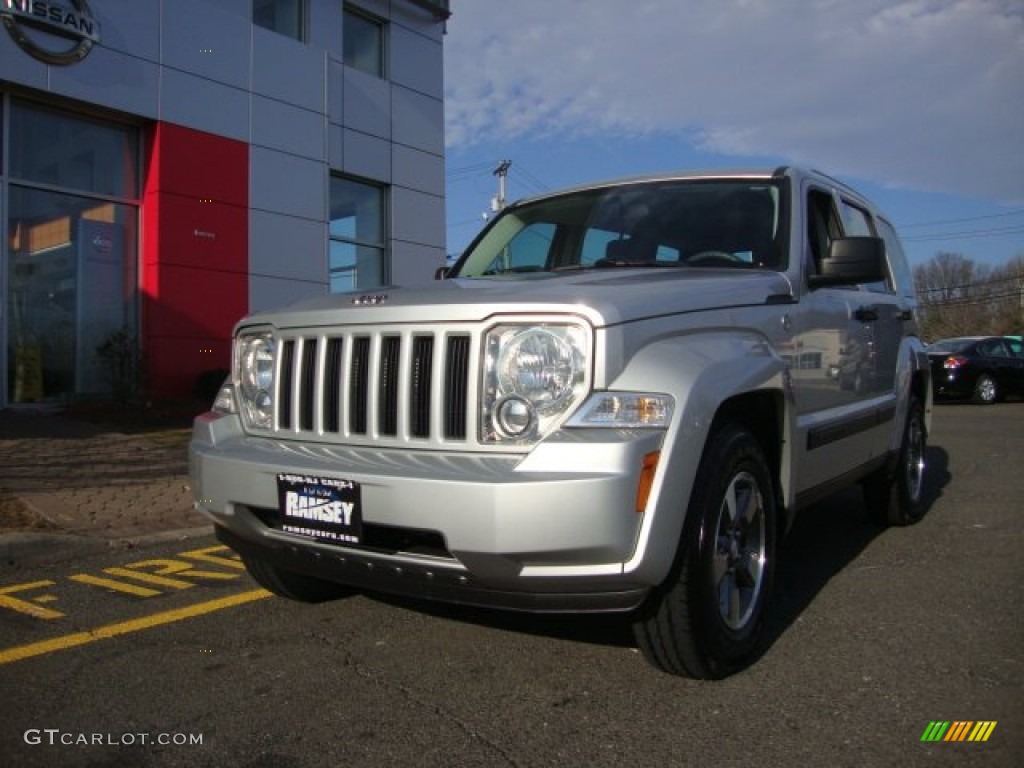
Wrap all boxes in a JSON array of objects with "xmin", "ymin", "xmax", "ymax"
[
  {"xmin": 329, "ymin": 176, "xmax": 387, "ymax": 293},
  {"xmin": 344, "ymin": 6, "xmax": 385, "ymax": 77},
  {"xmin": 253, "ymin": 0, "xmax": 304, "ymax": 41}
]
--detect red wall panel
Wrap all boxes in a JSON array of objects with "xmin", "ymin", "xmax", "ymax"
[{"xmin": 142, "ymin": 122, "xmax": 248, "ymax": 399}]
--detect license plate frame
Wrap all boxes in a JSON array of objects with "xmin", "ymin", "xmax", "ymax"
[{"xmin": 276, "ymin": 474, "xmax": 363, "ymax": 545}]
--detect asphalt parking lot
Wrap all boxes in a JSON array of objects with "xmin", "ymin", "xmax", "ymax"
[{"xmin": 0, "ymin": 402, "xmax": 1021, "ymax": 767}]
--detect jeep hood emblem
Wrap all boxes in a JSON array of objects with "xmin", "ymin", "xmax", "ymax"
[{"xmin": 351, "ymin": 293, "xmax": 388, "ymax": 306}]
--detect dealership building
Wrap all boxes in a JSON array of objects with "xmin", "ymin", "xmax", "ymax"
[{"xmin": 0, "ymin": 0, "xmax": 450, "ymax": 406}]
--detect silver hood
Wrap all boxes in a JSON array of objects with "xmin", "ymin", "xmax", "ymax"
[{"xmin": 239, "ymin": 268, "xmax": 795, "ymax": 332}]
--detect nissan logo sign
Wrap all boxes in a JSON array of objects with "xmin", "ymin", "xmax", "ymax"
[{"xmin": 1, "ymin": 0, "xmax": 100, "ymax": 65}]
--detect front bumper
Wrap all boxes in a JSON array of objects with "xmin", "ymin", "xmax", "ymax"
[{"xmin": 189, "ymin": 412, "xmax": 665, "ymax": 612}]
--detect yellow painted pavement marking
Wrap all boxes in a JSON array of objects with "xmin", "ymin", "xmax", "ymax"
[
  {"xmin": 0, "ymin": 581, "xmax": 64, "ymax": 619},
  {"xmin": 68, "ymin": 574, "xmax": 163, "ymax": 597},
  {"xmin": 0, "ymin": 589, "xmax": 271, "ymax": 665}
]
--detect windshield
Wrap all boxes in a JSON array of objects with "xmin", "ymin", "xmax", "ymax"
[{"xmin": 452, "ymin": 179, "xmax": 785, "ymax": 278}]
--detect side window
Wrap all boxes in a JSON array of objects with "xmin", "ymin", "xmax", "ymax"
[
  {"xmin": 1006, "ymin": 338, "xmax": 1024, "ymax": 358},
  {"xmin": 839, "ymin": 200, "xmax": 873, "ymax": 236},
  {"xmin": 806, "ymin": 189, "xmax": 841, "ymax": 273},
  {"xmin": 841, "ymin": 199, "xmax": 890, "ymax": 294},
  {"xmin": 877, "ymin": 218, "xmax": 913, "ymax": 298},
  {"xmin": 988, "ymin": 340, "xmax": 1010, "ymax": 358}
]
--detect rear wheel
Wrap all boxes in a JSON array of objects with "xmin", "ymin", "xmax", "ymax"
[
  {"xmin": 244, "ymin": 556, "xmax": 356, "ymax": 603},
  {"xmin": 972, "ymin": 374, "xmax": 997, "ymax": 405},
  {"xmin": 633, "ymin": 423, "xmax": 776, "ymax": 679},
  {"xmin": 863, "ymin": 394, "xmax": 927, "ymax": 527}
]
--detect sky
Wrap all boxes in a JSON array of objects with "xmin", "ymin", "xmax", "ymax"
[{"xmin": 441, "ymin": 0, "xmax": 1024, "ymax": 269}]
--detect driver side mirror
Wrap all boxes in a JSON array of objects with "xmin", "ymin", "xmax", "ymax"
[{"xmin": 809, "ymin": 237, "xmax": 886, "ymax": 288}]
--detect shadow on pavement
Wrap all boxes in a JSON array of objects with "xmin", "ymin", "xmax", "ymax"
[{"xmin": 361, "ymin": 443, "xmax": 953, "ymax": 668}]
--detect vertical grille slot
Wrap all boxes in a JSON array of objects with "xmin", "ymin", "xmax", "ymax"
[
  {"xmin": 278, "ymin": 340, "xmax": 296, "ymax": 430},
  {"xmin": 444, "ymin": 335, "xmax": 470, "ymax": 439},
  {"xmin": 323, "ymin": 338, "xmax": 343, "ymax": 433},
  {"xmin": 410, "ymin": 336, "xmax": 434, "ymax": 437},
  {"xmin": 299, "ymin": 339, "xmax": 318, "ymax": 431},
  {"xmin": 349, "ymin": 337, "xmax": 371, "ymax": 435},
  {"xmin": 379, "ymin": 336, "xmax": 401, "ymax": 436}
]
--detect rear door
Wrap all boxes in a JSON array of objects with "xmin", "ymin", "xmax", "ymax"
[{"xmin": 792, "ymin": 186, "xmax": 896, "ymax": 499}]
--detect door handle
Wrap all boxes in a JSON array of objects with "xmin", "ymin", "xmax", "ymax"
[{"xmin": 854, "ymin": 307, "xmax": 878, "ymax": 322}]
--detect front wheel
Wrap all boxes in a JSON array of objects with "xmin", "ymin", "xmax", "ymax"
[{"xmin": 633, "ymin": 423, "xmax": 777, "ymax": 679}]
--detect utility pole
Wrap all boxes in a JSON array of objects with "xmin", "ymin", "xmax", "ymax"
[{"xmin": 492, "ymin": 160, "xmax": 511, "ymax": 212}]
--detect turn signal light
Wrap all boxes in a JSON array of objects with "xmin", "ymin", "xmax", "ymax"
[
  {"xmin": 943, "ymin": 356, "xmax": 967, "ymax": 369},
  {"xmin": 636, "ymin": 451, "xmax": 660, "ymax": 514}
]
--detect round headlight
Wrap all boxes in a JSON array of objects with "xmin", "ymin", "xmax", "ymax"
[
  {"xmin": 496, "ymin": 328, "xmax": 577, "ymax": 413},
  {"xmin": 240, "ymin": 336, "xmax": 274, "ymax": 400}
]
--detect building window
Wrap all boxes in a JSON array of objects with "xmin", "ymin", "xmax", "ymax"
[
  {"xmin": 4, "ymin": 100, "xmax": 139, "ymax": 403},
  {"xmin": 343, "ymin": 6, "xmax": 385, "ymax": 77},
  {"xmin": 329, "ymin": 176, "xmax": 387, "ymax": 293},
  {"xmin": 254, "ymin": 0, "xmax": 304, "ymax": 41}
]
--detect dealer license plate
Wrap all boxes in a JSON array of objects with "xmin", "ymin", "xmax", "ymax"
[{"xmin": 276, "ymin": 474, "xmax": 363, "ymax": 544}]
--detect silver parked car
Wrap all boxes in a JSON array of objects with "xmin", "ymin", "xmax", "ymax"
[{"xmin": 190, "ymin": 168, "xmax": 931, "ymax": 678}]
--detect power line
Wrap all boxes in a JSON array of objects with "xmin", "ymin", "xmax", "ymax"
[
  {"xmin": 902, "ymin": 224, "xmax": 1024, "ymax": 243},
  {"xmin": 900, "ymin": 209, "xmax": 1024, "ymax": 229}
]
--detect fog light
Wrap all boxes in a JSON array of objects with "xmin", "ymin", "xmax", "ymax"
[{"xmin": 494, "ymin": 396, "xmax": 534, "ymax": 437}]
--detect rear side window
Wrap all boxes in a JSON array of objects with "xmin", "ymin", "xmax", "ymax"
[
  {"xmin": 877, "ymin": 218, "xmax": 914, "ymax": 299},
  {"xmin": 839, "ymin": 200, "xmax": 873, "ymax": 236}
]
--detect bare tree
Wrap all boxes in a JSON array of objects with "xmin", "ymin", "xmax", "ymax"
[{"xmin": 914, "ymin": 253, "xmax": 1024, "ymax": 340}]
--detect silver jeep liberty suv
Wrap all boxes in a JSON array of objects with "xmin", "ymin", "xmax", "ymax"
[{"xmin": 190, "ymin": 167, "xmax": 931, "ymax": 678}]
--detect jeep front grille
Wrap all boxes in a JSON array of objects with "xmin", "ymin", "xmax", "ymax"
[{"xmin": 274, "ymin": 330, "xmax": 472, "ymax": 445}]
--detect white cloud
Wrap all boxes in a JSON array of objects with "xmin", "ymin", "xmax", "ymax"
[{"xmin": 444, "ymin": 0, "xmax": 1024, "ymax": 201}]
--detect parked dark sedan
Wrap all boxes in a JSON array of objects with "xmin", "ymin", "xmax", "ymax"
[{"xmin": 927, "ymin": 336, "xmax": 1024, "ymax": 404}]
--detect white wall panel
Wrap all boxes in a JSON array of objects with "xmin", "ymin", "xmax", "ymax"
[
  {"xmin": 250, "ymin": 147, "xmax": 325, "ymax": 221},
  {"xmin": 343, "ymin": 130, "xmax": 392, "ymax": 182},
  {"xmin": 251, "ymin": 97, "xmax": 324, "ymax": 161},
  {"xmin": 161, "ymin": 0, "xmax": 249, "ymax": 89},
  {"xmin": 342, "ymin": 69, "xmax": 391, "ymax": 138},
  {"xmin": 50, "ymin": 46, "xmax": 160, "ymax": 119},
  {"xmin": 94, "ymin": 0, "xmax": 160, "ymax": 61},
  {"xmin": 250, "ymin": 275, "xmax": 327, "ymax": 314},
  {"xmin": 393, "ymin": 144, "xmax": 443, "ymax": 195},
  {"xmin": 160, "ymin": 69, "xmax": 249, "ymax": 142},
  {"xmin": 391, "ymin": 187, "xmax": 445, "ymax": 246},
  {"xmin": 390, "ymin": 24, "xmax": 443, "ymax": 99},
  {"xmin": 252, "ymin": 26, "xmax": 325, "ymax": 112},
  {"xmin": 391, "ymin": 86, "xmax": 443, "ymax": 155},
  {"xmin": 390, "ymin": 240, "xmax": 446, "ymax": 287},
  {"xmin": 250, "ymin": 210, "xmax": 326, "ymax": 282}
]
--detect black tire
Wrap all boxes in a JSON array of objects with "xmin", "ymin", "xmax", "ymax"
[
  {"xmin": 633, "ymin": 423, "xmax": 777, "ymax": 679},
  {"xmin": 971, "ymin": 374, "xmax": 997, "ymax": 405},
  {"xmin": 244, "ymin": 556, "xmax": 355, "ymax": 603},
  {"xmin": 863, "ymin": 394, "xmax": 927, "ymax": 527}
]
